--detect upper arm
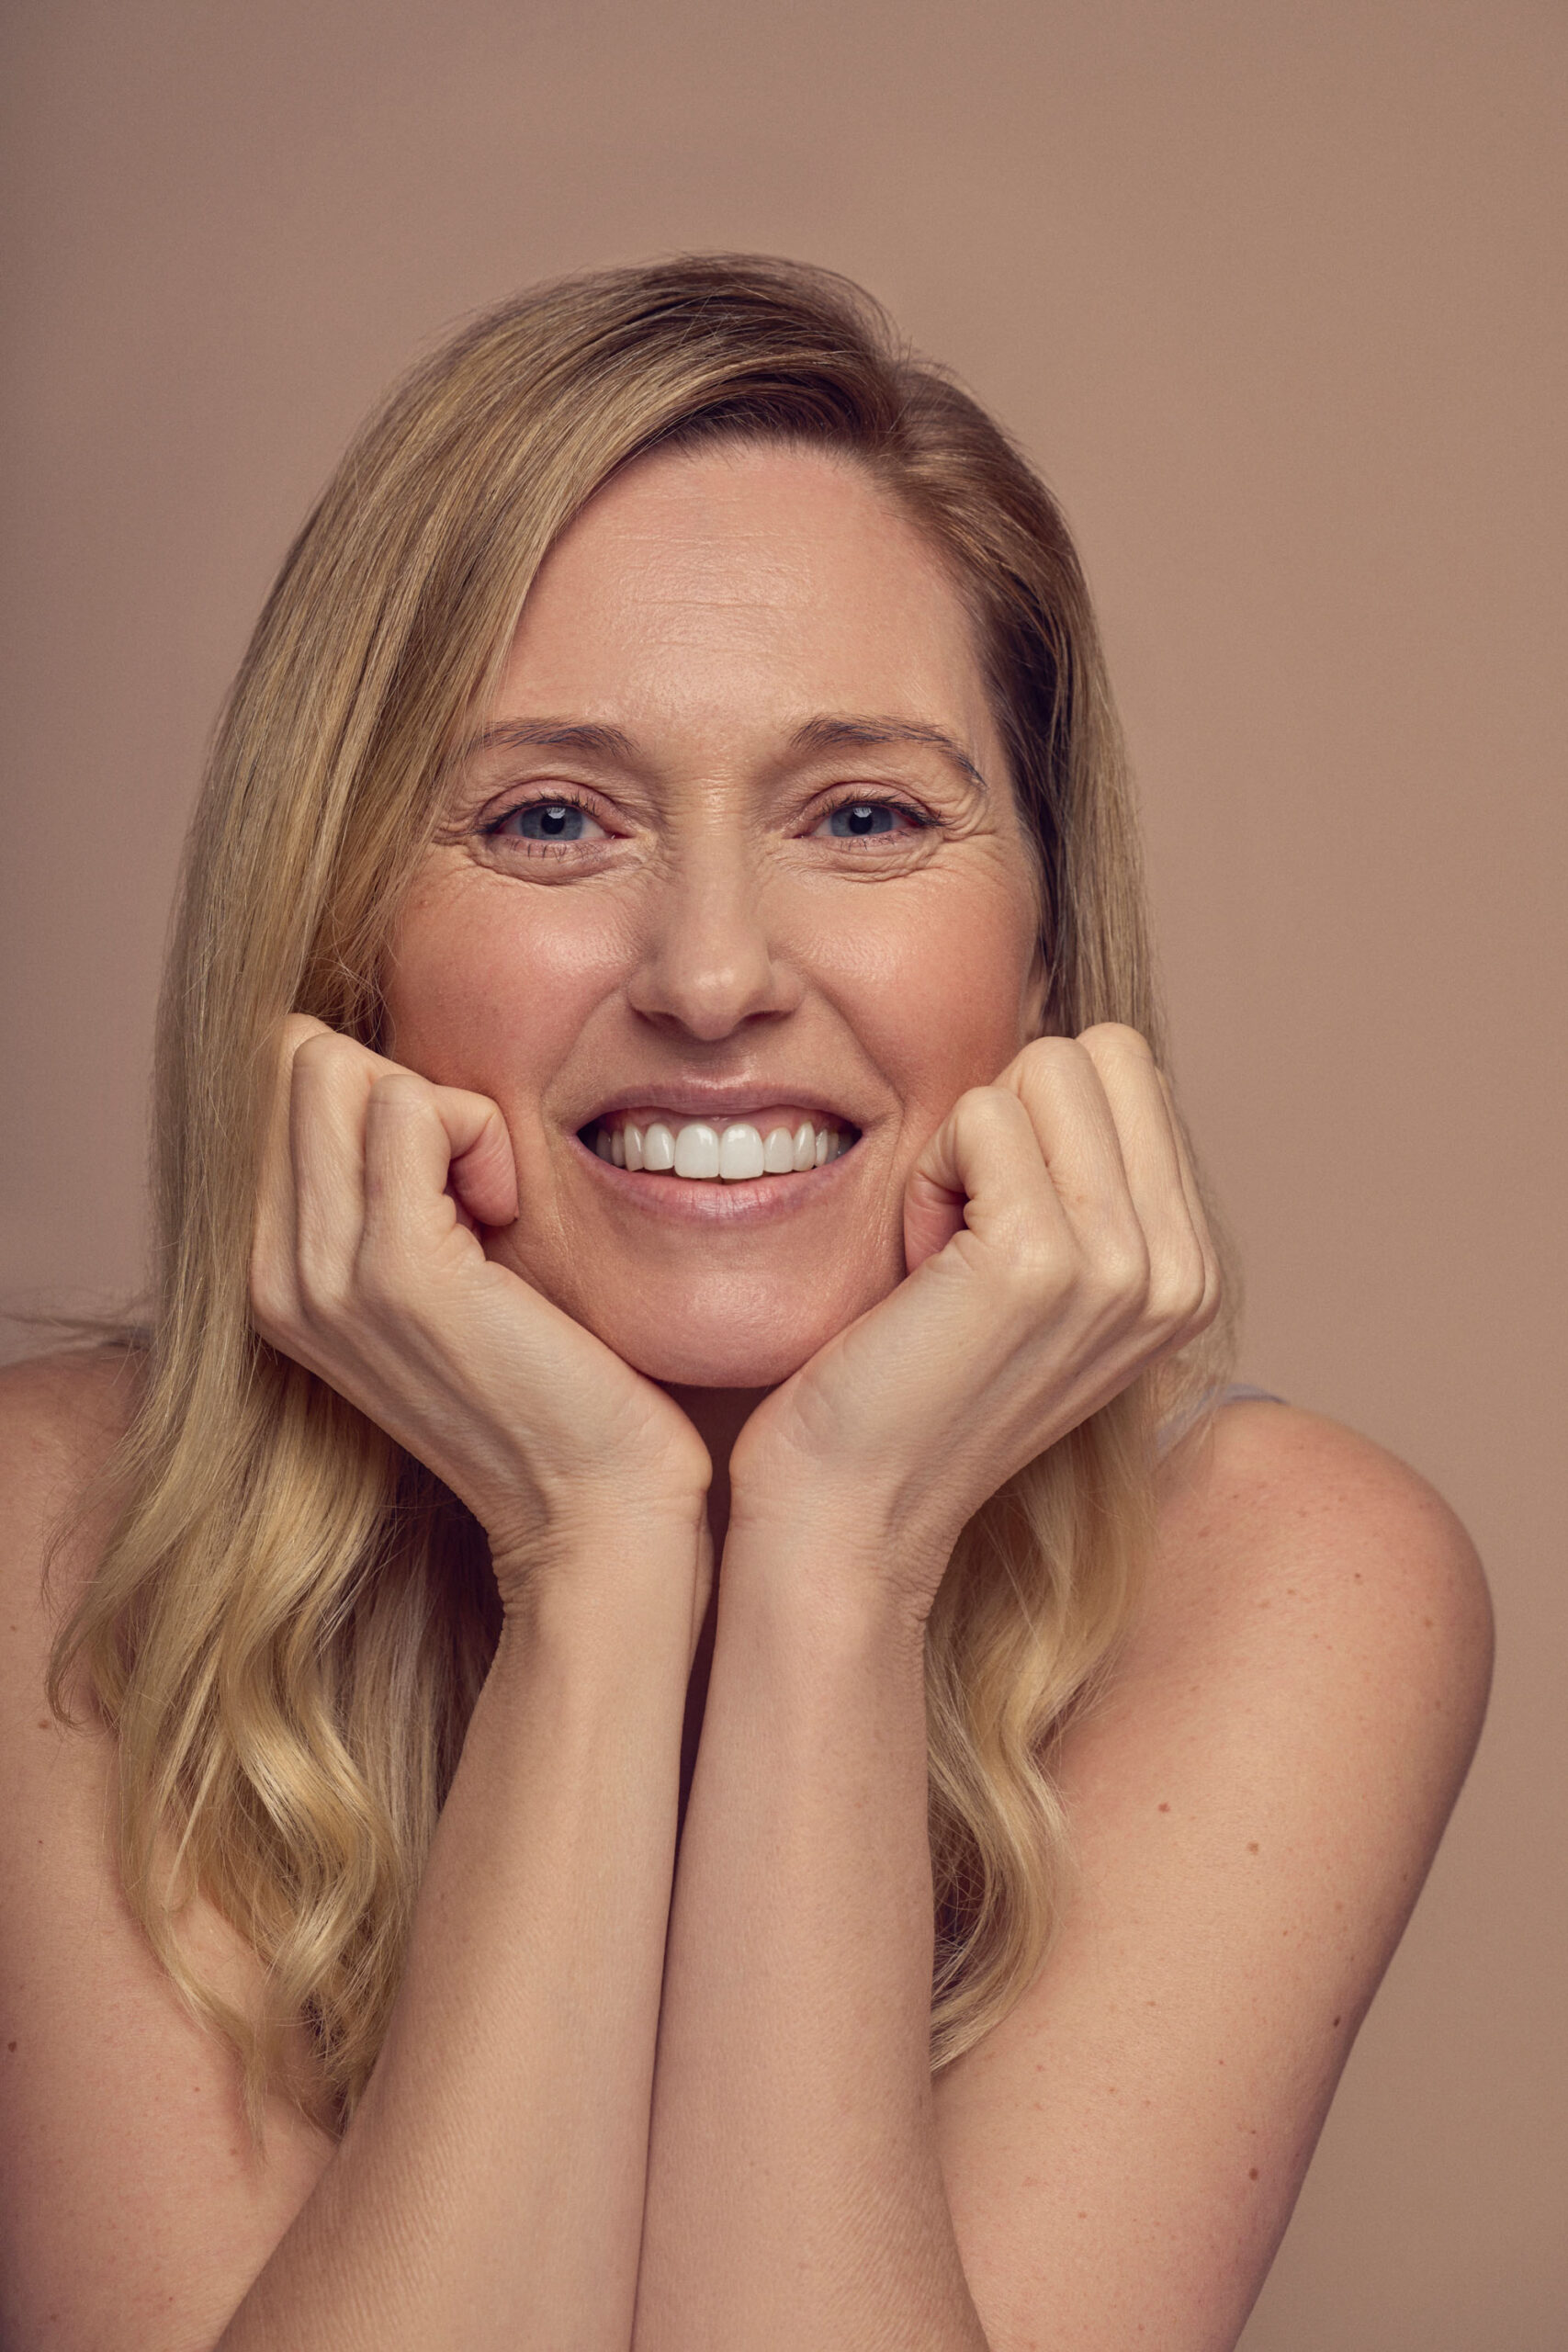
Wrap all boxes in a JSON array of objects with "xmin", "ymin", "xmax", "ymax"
[
  {"xmin": 932, "ymin": 1400, "xmax": 1493, "ymax": 2352},
  {"xmin": 0, "ymin": 1353, "xmax": 333, "ymax": 2352}
]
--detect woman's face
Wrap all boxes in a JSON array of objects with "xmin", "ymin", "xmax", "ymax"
[{"xmin": 383, "ymin": 440, "xmax": 1047, "ymax": 1388}]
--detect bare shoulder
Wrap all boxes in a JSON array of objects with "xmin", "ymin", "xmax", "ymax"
[
  {"xmin": 0, "ymin": 1344, "xmax": 141, "ymax": 1667},
  {"xmin": 933, "ymin": 1399, "xmax": 1493, "ymax": 2352},
  {"xmin": 1144, "ymin": 1397, "xmax": 1494, "ymax": 1780},
  {"xmin": 0, "ymin": 1351, "xmax": 332, "ymax": 2352},
  {"xmin": 0, "ymin": 1346, "xmax": 144, "ymax": 1808},
  {"xmin": 0, "ymin": 1341, "xmax": 140, "ymax": 1507}
]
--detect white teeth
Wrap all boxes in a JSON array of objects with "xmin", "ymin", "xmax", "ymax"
[
  {"xmin": 672, "ymin": 1122, "xmax": 721, "ymax": 1179},
  {"xmin": 596, "ymin": 1115, "xmax": 852, "ymax": 1179},
  {"xmin": 718, "ymin": 1124, "xmax": 766, "ymax": 1181}
]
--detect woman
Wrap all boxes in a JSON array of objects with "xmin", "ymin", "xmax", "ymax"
[{"xmin": 0, "ymin": 256, "xmax": 1491, "ymax": 2351}]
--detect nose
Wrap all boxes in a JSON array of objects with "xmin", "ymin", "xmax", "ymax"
[{"xmin": 625, "ymin": 840, "xmax": 803, "ymax": 1041}]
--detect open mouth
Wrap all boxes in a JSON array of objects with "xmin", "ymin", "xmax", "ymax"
[{"xmin": 579, "ymin": 1110, "xmax": 858, "ymax": 1182}]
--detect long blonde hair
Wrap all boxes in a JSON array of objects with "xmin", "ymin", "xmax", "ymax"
[{"xmin": 49, "ymin": 255, "xmax": 1235, "ymax": 2132}]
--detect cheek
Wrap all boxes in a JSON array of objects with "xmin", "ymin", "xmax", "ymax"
[
  {"xmin": 381, "ymin": 878, "xmax": 622, "ymax": 1098},
  {"xmin": 814, "ymin": 882, "xmax": 1041, "ymax": 1114}
]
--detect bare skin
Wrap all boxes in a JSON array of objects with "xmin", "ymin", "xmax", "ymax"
[{"xmin": 0, "ymin": 444, "xmax": 1493, "ymax": 2350}]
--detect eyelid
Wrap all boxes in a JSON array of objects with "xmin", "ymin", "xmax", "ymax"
[
  {"xmin": 808, "ymin": 788, "xmax": 940, "ymax": 834},
  {"xmin": 468, "ymin": 781, "xmax": 942, "ymax": 844},
  {"xmin": 479, "ymin": 786, "xmax": 613, "ymax": 838}
]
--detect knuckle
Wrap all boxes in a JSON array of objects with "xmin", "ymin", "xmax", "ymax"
[
  {"xmin": 247, "ymin": 1263, "xmax": 291, "ymax": 1338},
  {"xmin": 289, "ymin": 1028, "xmax": 349, "ymax": 1078},
  {"xmin": 1011, "ymin": 1238, "xmax": 1070, "ymax": 1310},
  {"xmin": 1194, "ymin": 1258, "xmax": 1225, "ymax": 1331},
  {"xmin": 291, "ymin": 1027, "xmax": 381, "ymax": 1099},
  {"xmin": 1093, "ymin": 1222, "xmax": 1152, "ymax": 1304},
  {"xmin": 249, "ymin": 1247, "xmax": 315, "ymax": 1351},
  {"xmin": 367, "ymin": 1069, "xmax": 435, "ymax": 1122},
  {"xmin": 1150, "ymin": 1243, "xmax": 1210, "ymax": 1329},
  {"xmin": 954, "ymin": 1080, "xmax": 1015, "ymax": 1125},
  {"xmin": 1020, "ymin": 1034, "xmax": 1088, "ymax": 1081},
  {"xmin": 280, "ymin": 1012, "xmax": 333, "ymax": 1057},
  {"xmin": 291, "ymin": 1243, "xmax": 346, "ymax": 1325},
  {"xmin": 1077, "ymin": 1020, "xmax": 1152, "ymax": 1061},
  {"xmin": 347, "ymin": 1238, "xmax": 397, "ymax": 1313},
  {"xmin": 369, "ymin": 1065, "xmax": 425, "ymax": 1098},
  {"xmin": 352, "ymin": 1228, "xmax": 419, "ymax": 1314}
]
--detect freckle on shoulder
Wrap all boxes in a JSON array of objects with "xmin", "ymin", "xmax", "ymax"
[{"xmin": 1149, "ymin": 1397, "xmax": 1493, "ymax": 1724}]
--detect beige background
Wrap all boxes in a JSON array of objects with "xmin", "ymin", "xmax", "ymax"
[{"xmin": 2, "ymin": 2, "xmax": 1562, "ymax": 2341}]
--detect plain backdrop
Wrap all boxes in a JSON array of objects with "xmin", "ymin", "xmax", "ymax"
[{"xmin": 2, "ymin": 3, "xmax": 1562, "ymax": 2343}]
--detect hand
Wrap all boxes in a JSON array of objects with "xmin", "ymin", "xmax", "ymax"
[
  {"xmin": 249, "ymin": 1017, "xmax": 713, "ymax": 1611},
  {"xmin": 726, "ymin": 1025, "xmax": 1221, "ymax": 1615}
]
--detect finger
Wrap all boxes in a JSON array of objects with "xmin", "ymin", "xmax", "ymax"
[
  {"xmin": 1073, "ymin": 1025, "xmax": 1211, "ymax": 1335},
  {"xmin": 261, "ymin": 1016, "xmax": 337, "ymax": 1218},
  {"xmin": 1154, "ymin": 1065, "xmax": 1224, "ymax": 1332},
  {"xmin": 358, "ymin": 1072, "xmax": 517, "ymax": 1261},
  {"xmin": 997, "ymin": 1035, "xmax": 1147, "ymax": 1270},
  {"xmin": 906, "ymin": 1084, "xmax": 1076, "ymax": 1279},
  {"xmin": 252, "ymin": 1015, "xmax": 342, "ymax": 1319},
  {"xmin": 287, "ymin": 1028, "xmax": 393, "ymax": 1303}
]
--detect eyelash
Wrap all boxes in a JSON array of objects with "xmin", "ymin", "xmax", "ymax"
[
  {"xmin": 478, "ymin": 788, "xmax": 942, "ymax": 852},
  {"xmin": 479, "ymin": 793, "xmax": 604, "ymax": 855},
  {"xmin": 817, "ymin": 792, "xmax": 939, "ymax": 842}
]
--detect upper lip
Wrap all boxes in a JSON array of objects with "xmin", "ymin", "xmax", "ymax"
[{"xmin": 574, "ymin": 1080, "xmax": 865, "ymax": 1127}]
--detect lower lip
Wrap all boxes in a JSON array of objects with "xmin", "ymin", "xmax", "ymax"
[{"xmin": 569, "ymin": 1132, "xmax": 859, "ymax": 1224}]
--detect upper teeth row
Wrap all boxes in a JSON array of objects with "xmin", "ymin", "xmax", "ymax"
[{"xmin": 594, "ymin": 1119, "xmax": 848, "ymax": 1180}]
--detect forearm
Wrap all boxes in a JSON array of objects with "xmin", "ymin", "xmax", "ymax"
[
  {"xmin": 634, "ymin": 1537, "xmax": 989, "ymax": 2351},
  {"xmin": 220, "ymin": 1532, "xmax": 697, "ymax": 2352}
]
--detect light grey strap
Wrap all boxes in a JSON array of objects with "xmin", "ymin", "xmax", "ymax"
[{"xmin": 1156, "ymin": 1380, "xmax": 1287, "ymax": 1455}]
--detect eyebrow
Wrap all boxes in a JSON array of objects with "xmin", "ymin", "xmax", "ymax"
[
  {"xmin": 787, "ymin": 716, "xmax": 988, "ymax": 794},
  {"xmin": 459, "ymin": 718, "xmax": 638, "ymax": 763},
  {"xmin": 456, "ymin": 712, "xmax": 988, "ymax": 793}
]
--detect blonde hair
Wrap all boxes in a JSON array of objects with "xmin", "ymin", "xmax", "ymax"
[{"xmin": 49, "ymin": 255, "xmax": 1235, "ymax": 2132}]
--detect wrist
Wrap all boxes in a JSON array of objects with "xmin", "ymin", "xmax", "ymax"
[
  {"xmin": 489, "ymin": 1496, "xmax": 709, "ymax": 1626},
  {"xmin": 725, "ymin": 1436, "xmax": 964, "ymax": 1612},
  {"xmin": 717, "ymin": 1512, "xmax": 942, "ymax": 1662}
]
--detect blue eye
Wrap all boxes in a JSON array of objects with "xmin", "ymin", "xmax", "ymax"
[
  {"xmin": 826, "ymin": 801, "xmax": 898, "ymax": 838},
  {"xmin": 488, "ymin": 797, "xmax": 608, "ymax": 845},
  {"xmin": 515, "ymin": 801, "xmax": 587, "ymax": 840}
]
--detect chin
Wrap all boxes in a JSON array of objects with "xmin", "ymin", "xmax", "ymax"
[{"xmin": 581, "ymin": 1286, "xmax": 871, "ymax": 1391}]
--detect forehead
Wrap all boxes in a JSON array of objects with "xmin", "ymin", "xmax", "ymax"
[{"xmin": 490, "ymin": 439, "xmax": 997, "ymax": 744}]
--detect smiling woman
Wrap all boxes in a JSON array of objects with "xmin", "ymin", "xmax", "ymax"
[
  {"xmin": 0, "ymin": 259, "xmax": 1490, "ymax": 2352},
  {"xmin": 388, "ymin": 438, "xmax": 1053, "ymax": 1392}
]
